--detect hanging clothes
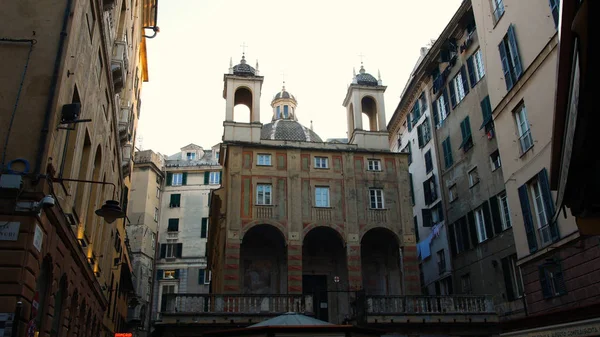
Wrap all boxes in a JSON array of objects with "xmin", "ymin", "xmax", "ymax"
[{"xmin": 417, "ymin": 233, "xmax": 433, "ymax": 261}]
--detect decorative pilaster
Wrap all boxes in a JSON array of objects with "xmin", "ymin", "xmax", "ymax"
[
  {"xmin": 287, "ymin": 244, "xmax": 302, "ymax": 293},
  {"xmin": 347, "ymin": 244, "xmax": 362, "ymax": 291},
  {"xmin": 402, "ymin": 245, "xmax": 421, "ymax": 295}
]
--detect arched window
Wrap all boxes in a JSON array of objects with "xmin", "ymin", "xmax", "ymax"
[
  {"xmin": 276, "ymin": 106, "xmax": 281, "ymax": 119},
  {"xmin": 233, "ymin": 87, "xmax": 253, "ymax": 122},
  {"xmin": 34, "ymin": 257, "xmax": 53, "ymax": 332}
]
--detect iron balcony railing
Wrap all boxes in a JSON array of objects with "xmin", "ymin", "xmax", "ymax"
[{"xmin": 365, "ymin": 295, "xmax": 495, "ymax": 315}]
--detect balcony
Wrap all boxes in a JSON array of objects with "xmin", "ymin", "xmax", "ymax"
[
  {"xmin": 367, "ymin": 209, "xmax": 388, "ymax": 223},
  {"xmin": 119, "ymin": 105, "xmax": 132, "ymax": 142},
  {"xmin": 312, "ymin": 207, "xmax": 333, "ymax": 222},
  {"xmin": 254, "ymin": 205, "xmax": 275, "ymax": 219},
  {"xmin": 113, "ymin": 38, "xmax": 129, "ymax": 74},
  {"xmin": 158, "ymin": 294, "xmax": 313, "ymax": 324}
]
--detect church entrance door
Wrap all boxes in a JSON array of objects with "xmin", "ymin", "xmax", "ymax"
[{"xmin": 302, "ymin": 275, "xmax": 328, "ymax": 321}]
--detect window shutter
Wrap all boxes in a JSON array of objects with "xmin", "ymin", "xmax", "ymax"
[
  {"xmin": 467, "ymin": 211, "xmax": 477, "ymax": 248},
  {"xmin": 409, "ymin": 173, "xmax": 415, "ymax": 205},
  {"xmin": 203, "ymin": 171, "xmax": 209, "ymax": 185},
  {"xmin": 160, "ymin": 244, "xmax": 166, "ymax": 258},
  {"xmin": 449, "ymin": 224, "xmax": 457, "ymax": 257},
  {"xmin": 460, "ymin": 66, "xmax": 470, "ymax": 95},
  {"xmin": 539, "ymin": 168, "xmax": 559, "ymax": 242},
  {"xmin": 422, "ymin": 208, "xmax": 432, "ymax": 227},
  {"xmin": 417, "ymin": 125, "xmax": 424, "ymax": 148},
  {"xmin": 166, "ymin": 172, "xmax": 172, "ymax": 186},
  {"xmin": 466, "ymin": 56, "xmax": 476, "ymax": 87},
  {"xmin": 169, "ymin": 194, "xmax": 176, "ymax": 207},
  {"xmin": 482, "ymin": 201, "xmax": 493, "ymax": 240},
  {"xmin": 449, "ymin": 83, "xmax": 457, "ymax": 108},
  {"xmin": 176, "ymin": 243, "xmax": 183, "ymax": 257},
  {"xmin": 201, "ymin": 218, "xmax": 208, "ymax": 238},
  {"xmin": 442, "ymin": 88, "xmax": 450, "ymax": 115},
  {"xmin": 407, "ymin": 114, "xmax": 412, "ymax": 132},
  {"xmin": 555, "ymin": 267, "xmax": 567, "ymax": 295},
  {"xmin": 498, "ymin": 40, "xmax": 514, "ymax": 90},
  {"xmin": 490, "ymin": 195, "xmax": 503, "ymax": 235},
  {"xmin": 459, "ymin": 217, "xmax": 470, "ymax": 250},
  {"xmin": 501, "ymin": 258, "xmax": 515, "ymax": 301},
  {"xmin": 174, "ymin": 194, "xmax": 181, "ymax": 207},
  {"xmin": 157, "ymin": 269, "xmax": 163, "ymax": 280},
  {"xmin": 507, "ymin": 25, "xmax": 523, "ymax": 79},
  {"xmin": 460, "ymin": 120, "xmax": 467, "ymax": 142},
  {"xmin": 174, "ymin": 269, "xmax": 180, "ymax": 279},
  {"xmin": 464, "ymin": 116, "xmax": 472, "ymax": 138},
  {"xmin": 539, "ymin": 266, "xmax": 552, "ymax": 298},
  {"xmin": 219, "ymin": 170, "xmax": 223, "ymax": 184},
  {"xmin": 198, "ymin": 269, "xmax": 205, "ymax": 285},
  {"xmin": 182, "ymin": 172, "xmax": 188, "ymax": 185},
  {"xmin": 423, "ymin": 180, "xmax": 431, "ymax": 205},
  {"xmin": 518, "ymin": 185, "xmax": 538, "ymax": 253},
  {"xmin": 479, "ymin": 96, "xmax": 493, "ymax": 130},
  {"xmin": 168, "ymin": 218, "xmax": 179, "ymax": 232},
  {"xmin": 432, "ymin": 99, "xmax": 440, "ymax": 127}
]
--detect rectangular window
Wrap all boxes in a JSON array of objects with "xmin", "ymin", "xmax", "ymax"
[
  {"xmin": 165, "ymin": 244, "xmax": 178, "ymax": 258},
  {"xmin": 431, "ymin": 202, "xmax": 444, "ymax": 225},
  {"xmin": 315, "ymin": 187, "xmax": 330, "ymax": 208},
  {"xmin": 276, "ymin": 106, "xmax": 281, "ymax": 119},
  {"xmin": 186, "ymin": 152, "xmax": 196, "ymax": 160},
  {"xmin": 417, "ymin": 118, "xmax": 431, "ymax": 148},
  {"xmin": 198, "ymin": 269, "xmax": 210, "ymax": 285},
  {"xmin": 502, "ymin": 255, "xmax": 524, "ymax": 301},
  {"xmin": 491, "ymin": 0, "xmax": 505, "ymax": 23},
  {"xmin": 498, "ymin": 192, "xmax": 512, "ymax": 229},
  {"xmin": 369, "ymin": 189, "xmax": 384, "ymax": 209},
  {"xmin": 160, "ymin": 284, "xmax": 176, "ymax": 312},
  {"xmin": 530, "ymin": 179, "xmax": 552, "ymax": 246},
  {"xmin": 169, "ymin": 194, "xmax": 181, "ymax": 208},
  {"xmin": 403, "ymin": 143, "xmax": 412, "ymax": 165},
  {"xmin": 215, "ymin": 152, "xmax": 220, "ymax": 160},
  {"xmin": 539, "ymin": 260, "xmax": 566, "ymax": 298},
  {"xmin": 434, "ymin": 92, "xmax": 449, "ymax": 128},
  {"xmin": 256, "ymin": 184, "xmax": 272, "ymax": 205},
  {"xmin": 549, "ymin": 0, "xmax": 560, "ymax": 28},
  {"xmin": 451, "ymin": 71, "xmax": 467, "ymax": 106},
  {"xmin": 209, "ymin": 171, "xmax": 220, "ymax": 184},
  {"xmin": 257, "ymin": 154, "xmax": 272, "ymax": 166},
  {"xmin": 474, "ymin": 207, "xmax": 488, "ymax": 243},
  {"xmin": 424, "ymin": 150, "xmax": 433, "ymax": 173},
  {"xmin": 442, "ymin": 137, "xmax": 453, "ymax": 169},
  {"xmin": 490, "ymin": 150, "xmax": 501, "ymax": 171},
  {"xmin": 461, "ymin": 274, "xmax": 472, "ymax": 294},
  {"xmin": 164, "ymin": 270, "xmax": 176, "ymax": 279},
  {"xmin": 423, "ymin": 175, "xmax": 438, "ymax": 205},
  {"xmin": 459, "ymin": 116, "xmax": 473, "ymax": 151},
  {"xmin": 499, "ymin": 25, "xmax": 523, "ymax": 91},
  {"xmin": 154, "ymin": 207, "xmax": 159, "ymax": 222},
  {"xmin": 201, "ymin": 218, "xmax": 208, "ymax": 238},
  {"xmin": 449, "ymin": 184, "xmax": 458, "ymax": 203},
  {"xmin": 409, "ymin": 173, "xmax": 415, "ymax": 205},
  {"xmin": 314, "ymin": 156, "xmax": 328, "ymax": 169},
  {"xmin": 171, "ymin": 173, "xmax": 183, "ymax": 186},
  {"xmin": 515, "ymin": 104, "xmax": 533, "ymax": 153},
  {"xmin": 367, "ymin": 159, "xmax": 381, "ymax": 171},
  {"xmin": 473, "ymin": 49, "xmax": 486, "ymax": 82},
  {"xmin": 437, "ymin": 250, "xmax": 446, "ymax": 275},
  {"xmin": 167, "ymin": 218, "xmax": 179, "ymax": 232},
  {"xmin": 468, "ymin": 167, "xmax": 480, "ymax": 187},
  {"xmin": 283, "ymin": 105, "xmax": 289, "ymax": 118},
  {"xmin": 156, "ymin": 186, "xmax": 161, "ymax": 198}
]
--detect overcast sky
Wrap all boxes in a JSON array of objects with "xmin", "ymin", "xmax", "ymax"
[{"xmin": 137, "ymin": 0, "xmax": 463, "ymax": 156}]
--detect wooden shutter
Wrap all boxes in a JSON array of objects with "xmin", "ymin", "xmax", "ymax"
[
  {"xmin": 423, "ymin": 180, "xmax": 431, "ymax": 205},
  {"xmin": 501, "ymin": 258, "xmax": 515, "ymax": 301},
  {"xmin": 422, "ymin": 208, "xmax": 432, "ymax": 227},
  {"xmin": 160, "ymin": 244, "xmax": 166, "ymax": 258},
  {"xmin": 507, "ymin": 25, "xmax": 523, "ymax": 79},
  {"xmin": 539, "ymin": 168, "xmax": 559, "ymax": 242},
  {"xmin": 432, "ymin": 98, "xmax": 439, "ymax": 127},
  {"xmin": 201, "ymin": 218, "xmax": 208, "ymax": 238},
  {"xmin": 166, "ymin": 172, "xmax": 172, "ymax": 186},
  {"xmin": 448, "ymin": 224, "xmax": 457, "ymax": 257},
  {"xmin": 156, "ymin": 269, "xmax": 163, "ymax": 280},
  {"xmin": 182, "ymin": 172, "xmax": 188, "ymax": 185},
  {"xmin": 219, "ymin": 170, "xmax": 223, "ymax": 184},
  {"xmin": 168, "ymin": 218, "xmax": 179, "ymax": 231},
  {"xmin": 449, "ymin": 82, "xmax": 457, "ymax": 108},
  {"xmin": 459, "ymin": 217, "xmax": 470, "ymax": 250},
  {"xmin": 466, "ymin": 55, "xmax": 476, "ymax": 87},
  {"xmin": 204, "ymin": 172, "xmax": 209, "ymax": 184},
  {"xmin": 518, "ymin": 185, "xmax": 538, "ymax": 253},
  {"xmin": 490, "ymin": 195, "xmax": 503, "ymax": 235},
  {"xmin": 539, "ymin": 266, "xmax": 552, "ymax": 298},
  {"xmin": 482, "ymin": 201, "xmax": 493, "ymax": 240},
  {"xmin": 467, "ymin": 211, "xmax": 477, "ymax": 247},
  {"xmin": 176, "ymin": 243, "xmax": 183, "ymax": 257},
  {"xmin": 174, "ymin": 269, "xmax": 180, "ymax": 279},
  {"xmin": 198, "ymin": 269, "xmax": 205, "ymax": 285},
  {"xmin": 442, "ymin": 88, "xmax": 450, "ymax": 115},
  {"xmin": 460, "ymin": 66, "xmax": 470, "ymax": 95},
  {"xmin": 498, "ymin": 39, "xmax": 514, "ymax": 90},
  {"xmin": 464, "ymin": 116, "xmax": 471, "ymax": 138},
  {"xmin": 409, "ymin": 173, "xmax": 415, "ymax": 205},
  {"xmin": 479, "ymin": 96, "xmax": 492, "ymax": 130}
]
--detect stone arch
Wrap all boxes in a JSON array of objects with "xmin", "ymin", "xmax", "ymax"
[
  {"xmin": 361, "ymin": 95, "xmax": 379, "ymax": 131},
  {"xmin": 359, "ymin": 224, "xmax": 401, "ymax": 244},
  {"xmin": 240, "ymin": 224, "xmax": 287, "ymax": 294},
  {"xmin": 302, "ymin": 223, "xmax": 346, "ymax": 246},
  {"xmin": 241, "ymin": 219, "xmax": 287, "ymax": 242},
  {"xmin": 361, "ymin": 227, "xmax": 402, "ymax": 295},
  {"xmin": 233, "ymin": 86, "xmax": 253, "ymax": 123}
]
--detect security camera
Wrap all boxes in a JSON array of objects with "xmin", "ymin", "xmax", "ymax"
[{"xmin": 40, "ymin": 195, "xmax": 55, "ymax": 208}]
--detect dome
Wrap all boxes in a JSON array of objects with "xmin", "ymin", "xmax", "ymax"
[
  {"xmin": 261, "ymin": 120, "xmax": 323, "ymax": 142},
  {"xmin": 273, "ymin": 90, "xmax": 295, "ymax": 101},
  {"xmin": 354, "ymin": 64, "xmax": 379, "ymax": 86},
  {"xmin": 232, "ymin": 55, "xmax": 256, "ymax": 76}
]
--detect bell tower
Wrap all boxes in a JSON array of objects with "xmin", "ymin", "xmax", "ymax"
[
  {"xmin": 342, "ymin": 64, "xmax": 388, "ymax": 149},
  {"xmin": 223, "ymin": 53, "xmax": 264, "ymax": 142}
]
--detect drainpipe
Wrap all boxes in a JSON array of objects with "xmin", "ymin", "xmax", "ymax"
[{"xmin": 34, "ymin": 0, "xmax": 74, "ymax": 176}]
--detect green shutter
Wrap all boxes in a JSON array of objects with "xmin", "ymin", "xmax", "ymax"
[
  {"xmin": 219, "ymin": 170, "xmax": 223, "ymax": 184},
  {"xmin": 166, "ymin": 172, "xmax": 173, "ymax": 186},
  {"xmin": 198, "ymin": 269, "xmax": 205, "ymax": 284},
  {"xmin": 204, "ymin": 171, "xmax": 209, "ymax": 184},
  {"xmin": 201, "ymin": 218, "xmax": 208, "ymax": 238},
  {"xmin": 182, "ymin": 172, "xmax": 188, "ymax": 185},
  {"xmin": 170, "ymin": 194, "xmax": 181, "ymax": 207},
  {"xmin": 409, "ymin": 173, "xmax": 415, "ymax": 205}
]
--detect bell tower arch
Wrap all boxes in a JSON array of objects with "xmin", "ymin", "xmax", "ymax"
[{"xmin": 223, "ymin": 54, "xmax": 264, "ymax": 123}]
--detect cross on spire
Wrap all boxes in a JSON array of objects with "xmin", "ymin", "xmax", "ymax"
[
  {"xmin": 240, "ymin": 42, "xmax": 248, "ymax": 55},
  {"xmin": 281, "ymin": 71, "xmax": 286, "ymax": 89},
  {"xmin": 358, "ymin": 52, "xmax": 366, "ymax": 66}
]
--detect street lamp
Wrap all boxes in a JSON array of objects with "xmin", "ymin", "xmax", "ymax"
[{"xmin": 54, "ymin": 178, "xmax": 126, "ymax": 223}]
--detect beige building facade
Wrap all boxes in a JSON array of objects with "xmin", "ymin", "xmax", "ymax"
[{"xmin": 0, "ymin": 0, "xmax": 158, "ymax": 336}]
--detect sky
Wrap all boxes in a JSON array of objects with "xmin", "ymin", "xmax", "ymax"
[{"xmin": 137, "ymin": 0, "xmax": 463, "ymax": 156}]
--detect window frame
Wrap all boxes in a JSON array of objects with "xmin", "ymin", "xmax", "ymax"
[
  {"xmin": 491, "ymin": 0, "xmax": 505, "ymax": 24},
  {"xmin": 209, "ymin": 171, "xmax": 220, "ymax": 185},
  {"xmin": 314, "ymin": 156, "xmax": 329, "ymax": 169},
  {"xmin": 424, "ymin": 150, "xmax": 433, "ymax": 174},
  {"xmin": 435, "ymin": 94, "xmax": 449, "ymax": 128},
  {"xmin": 437, "ymin": 249, "xmax": 446, "ymax": 275},
  {"xmin": 256, "ymin": 184, "xmax": 273, "ymax": 205},
  {"xmin": 165, "ymin": 244, "xmax": 177, "ymax": 258},
  {"xmin": 367, "ymin": 159, "xmax": 382, "ymax": 172},
  {"xmin": 154, "ymin": 207, "xmax": 159, "ymax": 222},
  {"xmin": 315, "ymin": 186, "xmax": 331, "ymax": 208},
  {"xmin": 461, "ymin": 273, "xmax": 473, "ymax": 294},
  {"xmin": 257, "ymin": 154, "xmax": 272, "ymax": 166},
  {"xmin": 515, "ymin": 104, "xmax": 533, "ymax": 154},
  {"xmin": 473, "ymin": 48, "xmax": 486, "ymax": 82},
  {"xmin": 474, "ymin": 207, "xmax": 488, "ymax": 243},
  {"xmin": 171, "ymin": 173, "xmax": 183, "ymax": 186},
  {"xmin": 369, "ymin": 188, "xmax": 385, "ymax": 209},
  {"xmin": 498, "ymin": 191, "xmax": 512, "ymax": 230},
  {"xmin": 490, "ymin": 150, "xmax": 502, "ymax": 171},
  {"xmin": 186, "ymin": 152, "xmax": 196, "ymax": 160},
  {"xmin": 449, "ymin": 184, "xmax": 458, "ymax": 203},
  {"xmin": 451, "ymin": 71, "xmax": 467, "ymax": 104},
  {"xmin": 530, "ymin": 179, "xmax": 552, "ymax": 246},
  {"xmin": 468, "ymin": 167, "xmax": 480, "ymax": 188}
]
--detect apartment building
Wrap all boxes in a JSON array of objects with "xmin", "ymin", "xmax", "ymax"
[
  {"xmin": 151, "ymin": 144, "xmax": 221, "ymax": 321},
  {"xmin": 388, "ymin": 47, "xmax": 452, "ymax": 296},
  {"xmin": 0, "ymin": 1, "xmax": 157, "ymax": 336},
  {"xmin": 471, "ymin": 0, "xmax": 600, "ymax": 334},
  {"xmin": 126, "ymin": 150, "xmax": 164, "ymax": 336}
]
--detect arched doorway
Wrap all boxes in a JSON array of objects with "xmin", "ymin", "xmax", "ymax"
[
  {"xmin": 240, "ymin": 225, "xmax": 287, "ymax": 294},
  {"xmin": 361, "ymin": 228, "xmax": 402, "ymax": 295},
  {"xmin": 302, "ymin": 227, "xmax": 348, "ymax": 323}
]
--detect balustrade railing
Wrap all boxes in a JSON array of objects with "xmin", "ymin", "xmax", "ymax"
[
  {"xmin": 365, "ymin": 295, "xmax": 494, "ymax": 315},
  {"xmin": 161, "ymin": 294, "xmax": 313, "ymax": 315},
  {"xmin": 313, "ymin": 207, "xmax": 333, "ymax": 221},
  {"xmin": 254, "ymin": 205, "xmax": 275, "ymax": 219},
  {"xmin": 367, "ymin": 209, "xmax": 388, "ymax": 223}
]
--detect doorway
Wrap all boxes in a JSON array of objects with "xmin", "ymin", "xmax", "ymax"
[{"xmin": 303, "ymin": 275, "xmax": 328, "ymax": 322}]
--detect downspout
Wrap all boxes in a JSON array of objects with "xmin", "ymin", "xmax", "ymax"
[{"xmin": 34, "ymin": 0, "xmax": 73, "ymax": 176}]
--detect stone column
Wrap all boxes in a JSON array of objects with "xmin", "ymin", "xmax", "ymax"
[
  {"xmin": 402, "ymin": 245, "xmax": 421, "ymax": 295},
  {"xmin": 347, "ymin": 244, "xmax": 362, "ymax": 291},
  {"xmin": 223, "ymin": 238, "xmax": 241, "ymax": 293},
  {"xmin": 287, "ymin": 243, "xmax": 302, "ymax": 294}
]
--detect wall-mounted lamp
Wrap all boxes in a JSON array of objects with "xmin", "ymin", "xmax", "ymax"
[{"xmin": 53, "ymin": 178, "xmax": 125, "ymax": 223}]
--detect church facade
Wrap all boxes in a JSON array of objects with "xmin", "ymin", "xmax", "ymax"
[{"xmin": 207, "ymin": 55, "xmax": 419, "ymax": 324}]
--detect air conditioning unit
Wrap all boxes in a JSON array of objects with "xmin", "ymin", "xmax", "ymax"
[{"xmin": 60, "ymin": 103, "xmax": 81, "ymax": 123}]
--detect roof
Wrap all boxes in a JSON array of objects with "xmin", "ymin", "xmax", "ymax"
[
  {"xmin": 233, "ymin": 55, "xmax": 256, "ymax": 76},
  {"xmin": 261, "ymin": 120, "xmax": 323, "ymax": 142},
  {"xmin": 249, "ymin": 313, "xmax": 332, "ymax": 327}
]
